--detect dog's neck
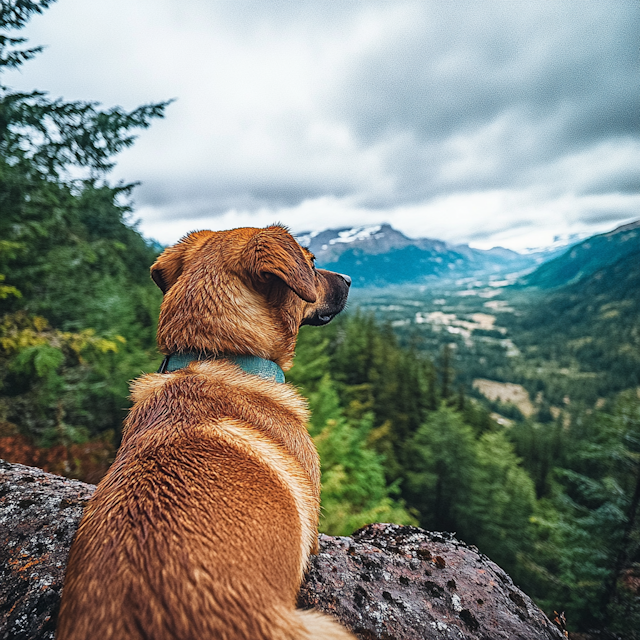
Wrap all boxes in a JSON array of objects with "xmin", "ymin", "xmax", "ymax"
[{"xmin": 158, "ymin": 352, "xmax": 285, "ymax": 383}]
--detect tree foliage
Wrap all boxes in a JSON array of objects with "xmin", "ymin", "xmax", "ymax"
[
  {"xmin": 289, "ymin": 313, "xmax": 640, "ymax": 635},
  {"xmin": 287, "ymin": 327, "xmax": 416, "ymax": 535},
  {"xmin": 0, "ymin": 0, "xmax": 167, "ymax": 452}
]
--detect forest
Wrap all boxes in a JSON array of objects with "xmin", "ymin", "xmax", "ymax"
[{"xmin": 1, "ymin": 2, "xmax": 639, "ymax": 637}]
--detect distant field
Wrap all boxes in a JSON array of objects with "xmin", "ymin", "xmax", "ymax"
[{"xmin": 472, "ymin": 379, "xmax": 535, "ymax": 417}]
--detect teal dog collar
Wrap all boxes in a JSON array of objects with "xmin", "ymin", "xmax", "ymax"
[{"xmin": 158, "ymin": 352, "xmax": 285, "ymax": 384}]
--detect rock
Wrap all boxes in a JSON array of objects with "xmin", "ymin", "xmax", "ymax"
[
  {"xmin": 300, "ymin": 525, "xmax": 565, "ymax": 639},
  {"xmin": 0, "ymin": 461, "xmax": 94, "ymax": 640},
  {"xmin": 0, "ymin": 461, "xmax": 565, "ymax": 640}
]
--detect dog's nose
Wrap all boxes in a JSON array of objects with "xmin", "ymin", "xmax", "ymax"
[{"xmin": 338, "ymin": 273, "xmax": 351, "ymax": 287}]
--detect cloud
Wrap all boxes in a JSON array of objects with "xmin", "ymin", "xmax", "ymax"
[
  {"xmin": 4, "ymin": 0, "xmax": 639, "ymax": 249},
  {"xmin": 133, "ymin": 188, "xmax": 640, "ymax": 254}
]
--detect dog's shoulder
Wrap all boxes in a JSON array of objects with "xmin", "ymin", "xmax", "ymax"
[
  {"xmin": 125, "ymin": 359, "xmax": 320, "ymax": 498},
  {"xmin": 129, "ymin": 360, "xmax": 308, "ymax": 427}
]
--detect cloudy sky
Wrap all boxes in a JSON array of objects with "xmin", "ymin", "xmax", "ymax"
[{"xmin": 5, "ymin": 0, "xmax": 640, "ymax": 250}]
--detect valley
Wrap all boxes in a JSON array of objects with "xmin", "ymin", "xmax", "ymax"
[
  {"xmin": 321, "ymin": 218, "xmax": 640, "ymax": 422},
  {"xmin": 347, "ymin": 283, "xmax": 536, "ymax": 418},
  {"xmin": 347, "ymin": 271, "xmax": 637, "ymax": 424},
  {"xmin": 293, "ymin": 221, "xmax": 640, "ymax": 632}
]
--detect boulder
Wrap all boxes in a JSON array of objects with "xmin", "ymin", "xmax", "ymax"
[
  {"xmin": 301, "ymin": 526, "xmax": 565, "ymax": 639},
  {"xmin": 0, "ymin": 461, "xmax": 565, "ymax": 640}
]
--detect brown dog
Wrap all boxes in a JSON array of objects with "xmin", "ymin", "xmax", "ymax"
[{"xmin": 57, "ymin": 226, "xmax": 354, "ymax": 640}]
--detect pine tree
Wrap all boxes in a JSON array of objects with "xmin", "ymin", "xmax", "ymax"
[
  {"xmin": 404, "ymin": 405, "xmax": 476, "ymax": 532},
  {"xmin": 459, "ymin": 431, "xmax": 536, "ymax": 570},
  {"xmin": 288, "ymin": 325, "xmax": 416, "ymax": 535},
  {"xmin": 438, "ymin": 343, "xmax": 454, "ymax": 401},
  {"xmin": 0, "ymin": 0, "xmax": 169, "ymax": 455}
]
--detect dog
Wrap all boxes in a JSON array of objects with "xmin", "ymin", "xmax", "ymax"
[{"xmin": 57, "ymin": 225, "xmax": 354, "ymax": 640}]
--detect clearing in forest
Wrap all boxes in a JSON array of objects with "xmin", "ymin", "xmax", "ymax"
[{"xmin": 472, "ymin": 379, "xmax": 535, "ymax": 417}]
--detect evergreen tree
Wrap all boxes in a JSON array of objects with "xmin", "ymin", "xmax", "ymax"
[
  {"xmin": 509, "ymin": 418, "xmax": 565, "ymax": 498},
  {"xmin": 460, "ymin": 431, "xmax": 536, "ymax": 571},
  {"xmin": 0, "ymin": 0, "xmax": 169, "ymax": 452},
  {"xmin": 521, "ymin": 391, "xmax": 640, "ymax": 633},
  {"xmin": 327, "ymin": 312, "xmax": 434, "ymax": 480},
  {"xmin": 438, "ymin": 344, "xmax": 453, "ymax": 401},
  {"xmin": 309, "ymin": 376, "xmax": 415, "ymax": 535},
  {"xmin": 288, "ymin": 326, "xmax": 416, "ymax": 536},
  {"xmin": 404, "ymin": 405, "xmax": 476, "ymax": 532}
]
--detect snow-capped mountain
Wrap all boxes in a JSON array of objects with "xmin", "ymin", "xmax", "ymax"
[
  {"xmin": 297, "ymin": 224, "xmax": 447, "ymax": 262},
  {"xmin": 298, "ymin": 225, "xmax": 386, "ymax": 250},
  {"xmin": 295, "ymin": 223, "xmax": 538, "ymax": 286}
]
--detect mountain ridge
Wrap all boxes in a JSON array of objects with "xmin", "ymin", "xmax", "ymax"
[
  {"xmin": 518, "ymin": 219, "xmax": 640, "ymax": 290},
  {"xmin": 295, "ymin": 219, "xmax": 639, "ymax": 288},
  {"xmin": 296, "ymin": 223, "xmax": 541, "ymax": 286},
  {"xmin": 509, "ymin": 247, "xmax": 640, "ymax": 394}
]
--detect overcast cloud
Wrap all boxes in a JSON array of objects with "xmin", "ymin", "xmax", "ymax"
[{"xmin": 5, "ymin": 0, "xmax": 640, "ymax": 250}]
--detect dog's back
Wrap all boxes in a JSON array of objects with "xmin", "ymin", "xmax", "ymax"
[
  {"xmin": 58, "ymin": 362, "xmax": 351, "ymax": 639},
  {"xmin": 57, "ymin": 227, "xmax": 354, "ymax": 640}
]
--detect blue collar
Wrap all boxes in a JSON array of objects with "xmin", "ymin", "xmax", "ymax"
[{"xmin": 158, "ymin": 352, "xmax": 285, "ymax": 384}]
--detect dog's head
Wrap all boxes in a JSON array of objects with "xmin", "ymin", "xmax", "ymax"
[{"xmin": 150, "ymin": 225, "xmax": 350, "ymax": 370}]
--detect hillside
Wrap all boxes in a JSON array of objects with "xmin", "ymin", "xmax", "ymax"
[
  {"xmin": 508, "ymin": 249, "xmax": 640, "ymax": 394},
  {"xmin": 519, "ymin": 219, "xmax": 640, "ymax": 289},
  {"xmin": 297, "ymin": 224, "xmax": 539, "ymax": 285}
]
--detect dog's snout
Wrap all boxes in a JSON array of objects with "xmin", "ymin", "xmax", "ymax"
[{"xmin": 339, "ymin": 273, "xmax": 352, "ymax": 287}]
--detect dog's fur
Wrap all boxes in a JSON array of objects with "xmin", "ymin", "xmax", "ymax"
[{"xmin": 57, "ymin": 226, "xmax": 354, "ymax": 640}]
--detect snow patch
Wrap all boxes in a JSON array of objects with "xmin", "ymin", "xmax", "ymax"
[
  {"xmin": 296, "ymin": 230, "xmax": 320, "ymax": 247},
  {"xmin": 328, "ymin": 225, "xmax": 383, "ymax": 245}
]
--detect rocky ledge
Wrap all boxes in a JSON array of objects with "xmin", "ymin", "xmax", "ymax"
[{"xmin": 0, "ymin": 460, "xmax": 565, "ymax": 639}]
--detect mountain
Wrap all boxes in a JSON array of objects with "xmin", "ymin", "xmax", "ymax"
[
  {"xmin": 519, "ymin": 219, "xmax": 640, "ymax": 289},
  {"xmin": 296, "ymin": 224, "xmax": 538, "ymax": 286}
]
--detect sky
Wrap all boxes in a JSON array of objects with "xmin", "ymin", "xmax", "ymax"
[{"xmin": 4, "ymin": 0, "xmax": 640, "ymax": 251}]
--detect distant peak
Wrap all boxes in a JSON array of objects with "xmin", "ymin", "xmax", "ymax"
[
  {"xmin": 296, "ymin": 223, "xmax": 397, "ymax": 248},
  {"xmin": 329, "ymin": 225, "xmax": 384, "ymax": 245}
]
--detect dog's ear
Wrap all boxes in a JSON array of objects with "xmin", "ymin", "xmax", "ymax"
[
  {"xmin": 247, "ymin": 226, "xmax": 317, "ymax": 303},
  {"xmin": 150, "ymin": 231, "xmax": 212, "ymax": 294},
  {"xmin": 150, "ymin": 245, "xmax": 184, "ymax": 294}
]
